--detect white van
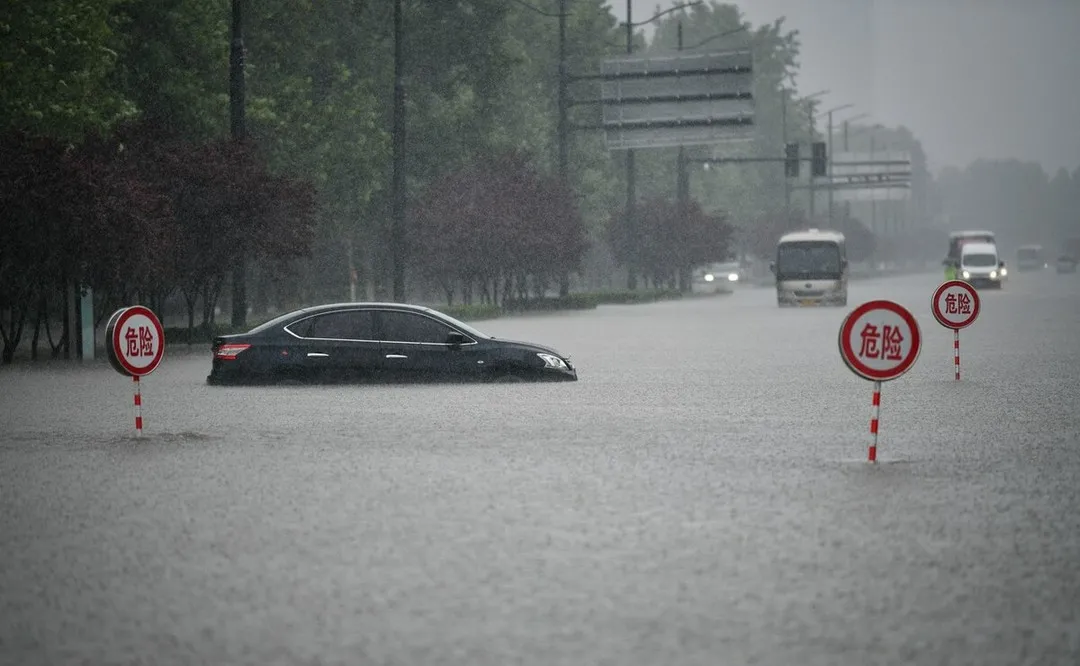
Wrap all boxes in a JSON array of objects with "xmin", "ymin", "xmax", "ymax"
[
  {"xmin": 959, "ymin": 242, "xmax": 1006, "ymax": 288},
  {"xmin": 770, "ymin": 229, "xmax": 848, "ymax": 307}
]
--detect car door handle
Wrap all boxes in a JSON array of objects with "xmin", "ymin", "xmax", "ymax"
[
  {"xmin": 307, "ymin": 352, "xmax": 330, "ymax": 358},
  {"xmin": 385, "ymin": 354, "xmax": 408, "ymax": 359}
]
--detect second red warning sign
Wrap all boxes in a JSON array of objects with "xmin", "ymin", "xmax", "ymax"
[{"xmin": 931, "ymin": 279, "xmax": 980, "ymax": 330}]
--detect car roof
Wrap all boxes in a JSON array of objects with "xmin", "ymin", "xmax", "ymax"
[
  {"xmin": 961, "ymin": 242, "xmax": 997, "ymax": 254},
  {"xmin": 778, "ymin": 228, "xmax": 845, "ymax": 243},
  {"xmin": 246, "ymin": 302, "xmax": 445, "ymax": 334},
  {"xmin": 949, "ymin": 230, "xmax": 995, "ymax": 239},
  {"xmin": 297, "ymin": 302, "xmax": 437, "ymax": 315}
]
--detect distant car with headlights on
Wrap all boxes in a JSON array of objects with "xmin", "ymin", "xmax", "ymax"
[
  {"xmin": 691, "ymin": 261, "xmax": 745, "ymax": 294},
  {"xmin": 959, "ymin": 242, "xmax": 1006, "ymax": 288},
  {"xmin": 207, "ymin": 302, "xmax": 577, "ymax": 385}
]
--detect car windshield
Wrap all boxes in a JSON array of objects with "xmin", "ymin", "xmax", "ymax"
[
  {"xmin": 964, "ymin": 253, "xmax": 998, "ymax": 267},
  {"xmin": 777, "ymin": 242, "xmax": 842, "ymax": 277},
  {"xmin": 1017, "ymin": 249, "xmax": 1041, "ymax": 261}
]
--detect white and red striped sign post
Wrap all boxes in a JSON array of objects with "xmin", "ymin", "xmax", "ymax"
[
  {"xmin": 105, "ymin": 306, "xmax": 165, "ymax": 437},
  {"xmin": 838, "ymin": 300, "xmax": 922, "ymax": 462},
  {"xmin": 931, "ymin": 280, "xmax": 980, "ymax": 381}
]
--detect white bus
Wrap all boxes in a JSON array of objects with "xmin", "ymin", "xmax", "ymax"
[{"xmin": 770, "ymin": 229, "xmax": 848, "ymax": 307}]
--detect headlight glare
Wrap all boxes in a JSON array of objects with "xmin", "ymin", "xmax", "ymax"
[
  {"xmin": 703, "ymin": 274, "xmax": 715, "ymax": 282},
  {"xmin": 962, "ymin": 270, "xmax": 970, "ymax": 279},
  {"xmin": 727, "ymin": 273, "xmax": 739, "ymax": 282}
]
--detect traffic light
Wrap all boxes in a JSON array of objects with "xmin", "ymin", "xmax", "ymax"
[
  {"xmin": 811, "ymin": 141, "xmax": 827, "ymax": 177},
  {"xmin": 784, "ymin": 142, "xmax": 799, "ymax": 178}
]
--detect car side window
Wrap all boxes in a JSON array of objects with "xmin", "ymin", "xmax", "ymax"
[
  {"xmin": 378, "ymin": 311, "xmax": 453, "ymax": 343},
  {"xmin": 305, "ymin": 311, "xmax": 376, "ymax": 340}
]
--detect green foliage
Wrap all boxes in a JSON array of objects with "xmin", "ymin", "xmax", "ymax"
[
  {"xmin": 0, "ymin": 0, "xmax": 135, "ymax": 139},
  {"xmin": 109, "ymin": 0, "xmax": 229, "ymax": 139}
]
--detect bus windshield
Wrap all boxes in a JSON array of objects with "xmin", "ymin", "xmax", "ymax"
[{"xmin": 776, "ymin": 242, "xmax": 843, "ymax": 279}]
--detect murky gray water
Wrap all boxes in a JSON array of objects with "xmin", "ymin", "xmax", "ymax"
[{"xmin": 3, "ymin": 272, "xmax": 1079, "ymax": 666}]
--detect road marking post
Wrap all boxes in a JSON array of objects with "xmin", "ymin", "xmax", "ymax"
[
  {"xmin": 931, "ymin": 280, "xmax": 980, "ymax": 381},
  {"xmin": 838, "ymin": 300, "xmax": 921, "ymax": 463},
  {"xmin": 869, "ymin": 381, "xmax": 881, "ymax": 462},
  {"xmin": 134, "ymin": 376, "xmax": 143, "ymax": 437},
  {"xmin": 954, "ymin": 330, "xmax": 960, "ymax": 381},
  {"xmin": 106, "ymin": 306, "xmax": 165, "ymax": 437}
]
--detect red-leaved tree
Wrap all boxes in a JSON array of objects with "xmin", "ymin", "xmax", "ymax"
[
  {"xmin": 410, "ymin": 152, "xmax": 587, "ymax": 304},
  {"xmin": 607, "ymin": 196, "xmax": 733, "ymax": 289}
]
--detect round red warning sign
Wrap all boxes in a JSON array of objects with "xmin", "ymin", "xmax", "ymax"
[
  {"xmin": 838, "ymin": 299, "xmax": 922, "ymax": 382},
  {"xmin": 931, "ymin": 279, "xmax": 980, "ymax": 330},
  {"xmin": 105, "ymin": 306, "xmax": 166, "ymax": 377}
]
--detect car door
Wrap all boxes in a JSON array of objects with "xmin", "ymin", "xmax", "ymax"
[
  {"xmin": 374, "ymin": 310, "xmax": 476, "ymax": 382},
  {"xmin": 294, "ymin": 309, "xmax": 381, "ymax": 383}
]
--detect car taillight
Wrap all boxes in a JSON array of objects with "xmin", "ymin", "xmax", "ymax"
[{"xmin": 214, "ymin": 343, "xmax": 251, "ymax": 360}]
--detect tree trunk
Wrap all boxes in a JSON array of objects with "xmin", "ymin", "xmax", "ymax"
[{"xmin": 30, "ymin": 294, "xmax": 45, "ymax": 361}]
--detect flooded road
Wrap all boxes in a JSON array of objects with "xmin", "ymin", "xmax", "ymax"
[{"xmin": 3, "ymin": 271, "xmax": 1079, "ymax": 666}]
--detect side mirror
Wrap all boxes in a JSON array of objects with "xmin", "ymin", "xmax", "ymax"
[
  {"xmin": 768, "ymin": 262, "xmax": 775, "ymax": 274},
  {"xmin": 999, "ymin": 261, "xmax": 1006, "ymax": 268},
  {"xmin": 446, "ymin": 331, "xmax": 468, "ymax": 346},
  {"xmin": 841, "ymin": 258, "xmax": 848, "ymax": 269}
]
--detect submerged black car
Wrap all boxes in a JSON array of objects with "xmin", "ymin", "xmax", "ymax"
[{"xmin": 207, "ymin": 302, "xmax": 577, "ymax": 385}]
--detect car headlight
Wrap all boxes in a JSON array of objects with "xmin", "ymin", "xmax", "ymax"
[
  {"xmin": 703, "ymin": 273, "xmax": 715, "ymax": 282},
  {"xmin": 537, "ymin": 353, "xmax": 568, "ymax": 370},
  {"xmin": 727, "ymin": 273, "xmax": 739, "ymax": 282},
  {"xmin": 962, "ymin": 270, "xmax": 970, "ymax": 279},
  {"xmin": 990, "ymin": 270, "xmax": 998, "ymax": 279}
]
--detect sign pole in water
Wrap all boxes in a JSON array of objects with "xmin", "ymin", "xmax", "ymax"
[
  {"xmin": 838, "ymin": 300, "xmax": 922, "ymax": 462},
  {"xmin": 105, "ymin": 306, "xmax": 165, "ymax": 437},
  {"xmin": 931, "ymin": 280, "xmax": 980, "ymax": 381},
  {"xmin": 869, "ymin": 381, "xmax": 882, "ymax": 462}
]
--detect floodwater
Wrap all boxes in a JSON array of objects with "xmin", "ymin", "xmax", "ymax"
[{"xmin": 2, "ymin": 271, "xmax": 1079, "ymax": 666}]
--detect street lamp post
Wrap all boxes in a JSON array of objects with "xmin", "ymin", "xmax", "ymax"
[
  {"xmin": 620, "ymin": 0, "xmax": 701, "ymax": 290},
  {"xmin": 822, "ymin": 103, "xmax": 854, "ymax": 228},
  {"xmin": 229, "ymin": 0, "xmax": 247, "ymax": 327},
  {"xmin": 390, "ymin": 0, "xmax": 406, "ymax": 301},
  {"xmin": 801, "ymin": 90, "xmax": 828, "ymax": 221},
  {"xmin": 674, "ymin": 20, "xmax": 750, "ymax": 290}
]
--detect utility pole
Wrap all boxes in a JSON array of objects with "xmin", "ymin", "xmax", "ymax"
[
  {"xmin": 870, "ymin": 133, "xmax": 877, "ymax": 237},
  {"xmin": 229, "ymin": 0, "xmax": 247, "ymax": 328},
  {"xmin": 391, "ymin": 0, "xmax": 406, "ymax": 301},
  {"xmin": 624, "ymin": 0, "xmax": 638, "ymax": 290},
  {"xmin": 781, "ymin": 88, "xmax": 790, "ymax": 223},
  {"xmin": 675, "ymin": 21, "xmax": 692, "ymax": 291},
  {"xmin": 827, "ymin": 109, "xmax": 834, "ymax": 229},
  {"xmin": 557, "ymin": 0, "xmax": 570, "ymax": 296},
  {"xmin": 807, "ymin": 100, "xmax": 816, "ymax": 222}
]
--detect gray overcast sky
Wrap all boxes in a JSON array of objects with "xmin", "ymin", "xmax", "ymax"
[{"xmin": 607, "ymin": 0, "xmax": 1080, "ymax": 174}]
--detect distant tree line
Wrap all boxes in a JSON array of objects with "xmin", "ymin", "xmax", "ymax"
[{"xmin": 4, "ymin": 0, "xmax": 923, "ymax": 363}]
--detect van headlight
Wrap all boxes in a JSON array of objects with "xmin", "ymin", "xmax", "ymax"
[
  {"xmin": 990, "ymin": 270, "xmax": 998, "ymax": 279},
  {"xmin": 727, "ymin": 273, "xmax": 739, "ymax": 282},
  {"xmin": 1000, "ymin": 268, "xmax": 1007, "ymax": 277}
]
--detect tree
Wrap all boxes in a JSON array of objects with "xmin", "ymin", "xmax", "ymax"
[
  {"xmin": 608, "ymin": 196, "xmax": 733, "ymax": 287},
  {"xmin": 0, "ymin": 130, "xmax": 174, "ymax": 362},
  {"xmin": 0, "ymin": 0, "xmax": 134, "ymax": 140},
  {"xmin": 410, "ymin": 151, "xmax": 587, "ymax": 304}
]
